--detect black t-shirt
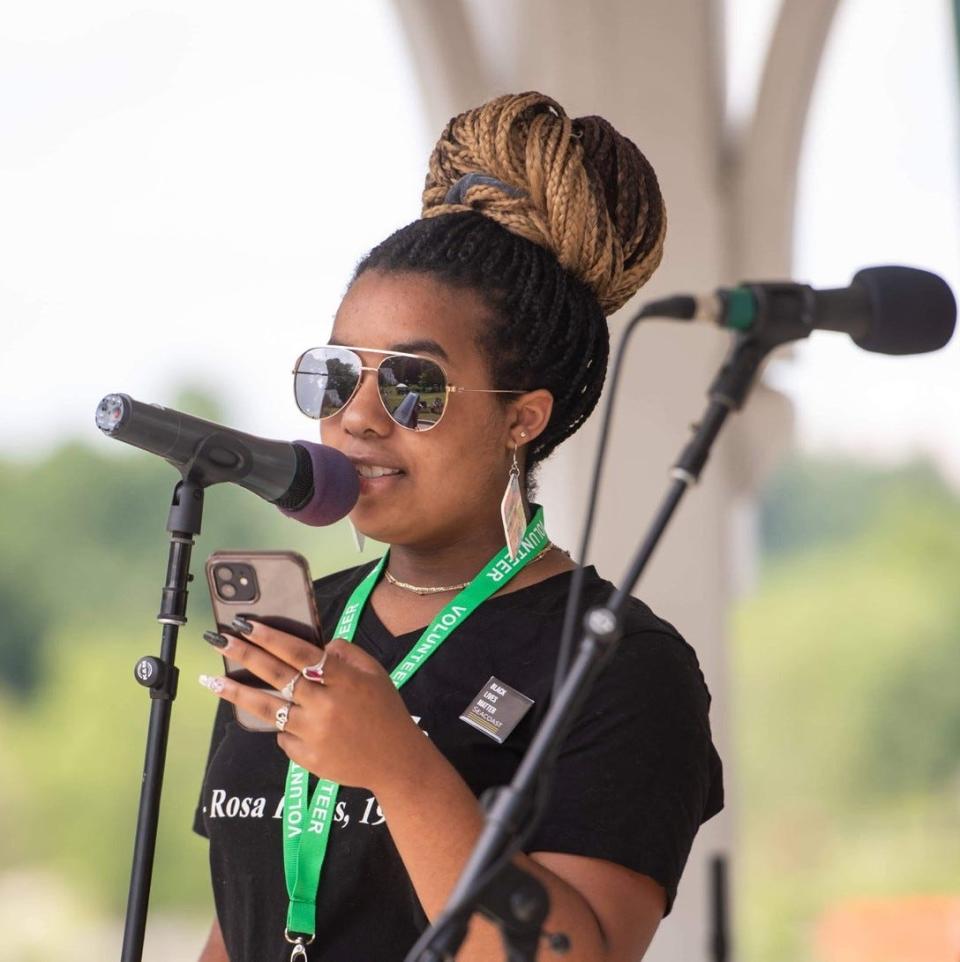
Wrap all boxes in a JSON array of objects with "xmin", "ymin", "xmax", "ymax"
[{"xmin": 194, "ymin": 563, "xmax": 723, "ymax": 962}]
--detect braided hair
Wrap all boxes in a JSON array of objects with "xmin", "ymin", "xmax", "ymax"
[{"xmin": 353, "ymin": 91, "xmax": 666, "ymax": 472}]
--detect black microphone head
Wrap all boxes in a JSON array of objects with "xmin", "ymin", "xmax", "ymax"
[
  {"xmin": 852, "ymin": 266, "xmax": 956, "ymax": 355},
  {"xmin": 278, "ymin": 441, "xmax": 359, "ymax": 526}
]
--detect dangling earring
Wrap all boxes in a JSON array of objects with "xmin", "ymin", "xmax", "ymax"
[
  {"xmin": 348, "ymin": 518, "xmax": 365, "ymax": 553},
  {"xmin": 500, "ymin": 441, "xmax": 525, "ymax": 561}
]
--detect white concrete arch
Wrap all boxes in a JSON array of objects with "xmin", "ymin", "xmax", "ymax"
[{"xmin": 731, "ymin": 0, "xmax": 843, "ymax": 277}]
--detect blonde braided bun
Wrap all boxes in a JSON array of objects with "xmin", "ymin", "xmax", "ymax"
[{"xmin": 421, "ymin": 91, "xmax": 666, "ymax": 316}]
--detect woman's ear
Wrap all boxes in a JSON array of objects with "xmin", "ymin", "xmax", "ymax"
[{"xmin": 507, "ymin": 389, "xmax": 554, "ymax": 448}]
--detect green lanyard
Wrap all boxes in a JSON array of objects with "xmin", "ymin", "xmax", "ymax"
[{"xmin": 281, "ymin": 507, "xmax": 547, "ymax": 948}]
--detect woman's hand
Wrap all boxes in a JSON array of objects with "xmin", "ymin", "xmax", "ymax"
[{"xmin": 199, "ymin": 621, "xmax": 426, "ymax": 793}]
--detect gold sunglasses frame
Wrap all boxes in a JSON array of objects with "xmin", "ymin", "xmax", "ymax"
[{"xmin": 292, "ymin": 346, "xmax": 526, "ymax": 431}]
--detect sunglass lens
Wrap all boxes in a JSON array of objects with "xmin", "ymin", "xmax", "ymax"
[
  {"xmin": 379, "ymin": 356, "xmax": 447, "ymax": 430},
  {"xmin": 294, "ymin": 348, "xmax": 361, "ymax": 419}
]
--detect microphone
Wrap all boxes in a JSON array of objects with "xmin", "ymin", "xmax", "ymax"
[
  {"xmin": 95, "ymin": 393, "xmax": 359, "ymax": 526},
  {"xmin": 643, "ymin": 265, "xmax": 956, "ymax": 355}
]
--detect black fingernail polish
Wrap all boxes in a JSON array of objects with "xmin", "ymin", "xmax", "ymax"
[
  {"xmin": 203, "ymin": 630, "xmax": 229, "ymax": 649},
  {"xmin": 231, "ymin": 616, "xmax": 254, "ymax": 635}
]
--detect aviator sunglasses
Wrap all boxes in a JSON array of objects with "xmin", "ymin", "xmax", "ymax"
[{"xmin": 292, "ymin": 346, "xmax": 526, "ymax": 431}]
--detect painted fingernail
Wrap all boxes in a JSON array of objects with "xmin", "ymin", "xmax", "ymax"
[
  {"xmin": 203, "ymin": 630, "xmax": 229, "ymax": 649},
  {"xmin": 199, "ymin": 674, "xmax": 225, "ymax": 694},
  {"xmin": 231, "ymin": 616, "xmax": 254, "ymax": 635}
]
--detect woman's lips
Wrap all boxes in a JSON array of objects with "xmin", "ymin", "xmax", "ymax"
[{"xmin": 354, "ymin": 463, "xmax": 406, "ymax": 495}]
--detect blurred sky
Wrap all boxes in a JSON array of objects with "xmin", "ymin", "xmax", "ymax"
[
  {"xmin": 0, "ymin": 1, "xmax": 431, "ymax": 452},
  {"xmin": 2, "ymin": 0, "xmax": 958, "ymax": 482},
  {"xmin": 778, "ymin": 0, "xmax": 960, "ymax": 484}
]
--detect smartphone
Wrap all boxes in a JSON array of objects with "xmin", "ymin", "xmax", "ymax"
[{"xmin": 205, "ymin": 550, "xmax": 323, "ymax": 732}]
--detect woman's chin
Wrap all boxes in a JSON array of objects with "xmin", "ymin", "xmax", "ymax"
[{"xmin": 348, "ymin": 500, "xmax": 414, "ymax": 547}]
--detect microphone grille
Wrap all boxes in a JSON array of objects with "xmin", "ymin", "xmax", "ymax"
[
  {"xmin": 275, "ymin": 443, "xmax": 315, "ymax": 511},
  {"xmin": 852, "ymin": 266, "xmax": 956, "ymax": 355},
  {"xmin": 278, "ymin": 442, "xmax": 359, "ymax": 527}
]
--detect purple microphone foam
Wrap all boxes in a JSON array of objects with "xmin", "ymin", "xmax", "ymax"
[{"xmin": 279, "ymin": 441, "xmax": 359, "ymax": 526}]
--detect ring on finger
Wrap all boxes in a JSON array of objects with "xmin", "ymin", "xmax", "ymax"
[
  {"xmin": 279, "ymin": 672, "xmax": 300, "ymax": 701},
  {"xmin": 275, "ymin": 703, "xmax": 290, "ymax": 733},
  {"xmin": 301, "ymin": 649, "xmax": 329, "ymax": 685}
]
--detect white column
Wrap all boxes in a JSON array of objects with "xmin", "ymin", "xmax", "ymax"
[{"xmin": 391, "ymin": 1, "xmax": 838, "ymax": 957}]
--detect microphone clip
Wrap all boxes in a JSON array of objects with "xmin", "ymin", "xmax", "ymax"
[
  {"xmin": 708, "ymin": 283, "xmax": 818, "ymax": 412},
  {"xmin": 177, "ymin": 431, "xmax": 254, "ymax": 490}
]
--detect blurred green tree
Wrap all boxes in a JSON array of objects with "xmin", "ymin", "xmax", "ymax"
[
  {"xmin": 735, "ymin": 453, "xmax": 960, "ymax": 962},
  {"xmin": 758, "ymin": 453, "xmax": 952, "ymax": 558}
]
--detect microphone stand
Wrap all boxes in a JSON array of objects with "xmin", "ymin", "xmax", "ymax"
[
  {"xmin": 406, "ymin": 289, "xmax": 809, "ymax": 962},
  {"xmin": 709, "ymin": 854, "xmax": 730, "ymax": 962},
  {"xmin": 120, "ymin": 438, "xmax": 255, "ymax": 962}
]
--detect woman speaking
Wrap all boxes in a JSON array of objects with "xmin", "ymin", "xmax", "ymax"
[{"xmin": 194, "ymin": 91, "xmax": 723, "ymax": 962}]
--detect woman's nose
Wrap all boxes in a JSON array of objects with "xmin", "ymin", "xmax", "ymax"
[{"xmin": 340, "ymin": 368, "xmax": 393, "ymax": 436}]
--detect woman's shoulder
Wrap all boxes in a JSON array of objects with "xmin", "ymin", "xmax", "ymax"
[
  {"xmin": 506, "ymin": 565, "xmax": 688, "ymax": 645},
  {"xmin": 490, "ymin": 565, "xmax": 708, "ymax": 693},
  {"xmin": 586, "ymin": 570, "xmax": 713, "ymax": 708}
]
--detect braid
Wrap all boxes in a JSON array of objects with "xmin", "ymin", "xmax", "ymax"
[
  {"xmin": 352, "ymin": 92, "xmax": 666, "ymax": 472},
  {"xmin": 421, "ymin": 92, "xmax": 665, "ymax": 314}
]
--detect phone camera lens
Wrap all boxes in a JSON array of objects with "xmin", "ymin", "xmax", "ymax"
[
  {"xmin": 220, "ymin": 583, "xmax": 237, "ymax": 599},
  {"xmin": 217, "ymin": 567, "xmax": 234, "ymax": 582}
]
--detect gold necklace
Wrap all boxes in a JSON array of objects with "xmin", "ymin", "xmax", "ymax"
[{"xmin": 383, "ymin": 543, "xmax": 555, "ymax": 596}]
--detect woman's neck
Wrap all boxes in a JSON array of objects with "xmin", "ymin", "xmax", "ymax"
[
  {"xmin": 386, "ymin": 522, "xmax": 511, "ymax": 589},
  {"xmin": 371, "ymin": 500, "xmax": 574, "ymax": 636},
  {"xmin": 385, "ymin": 496, "xmax": 534, "ymax": 588}
]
